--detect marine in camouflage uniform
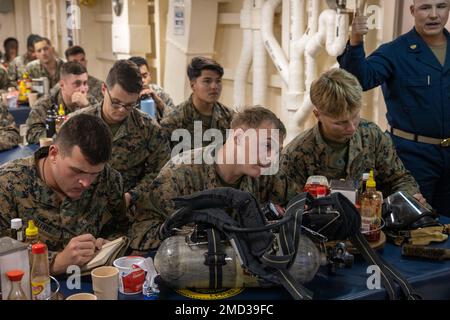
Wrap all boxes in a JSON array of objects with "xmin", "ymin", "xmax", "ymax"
[
  {"xmin": 160, "ymin": 95, "xmax": 234, "ymax": 149},
  {"xmin": 0, "ymin": 64, "xmax": 13, "ymax": 92},
  {"xmin": 0, "ymin": 147, "xmax": 129, "ymax": 257},
  {"xmin": 132, "ymin": 145, "xmax": 300, "ymax": 251},
  {"xmin": 25, "ymin": 58, "xmax": 64, "ymax": 89},
  {"xmin": 280, "ymin": 119, "xmax": 421, "ymax": 197},
  {"xmin": 50, "ymin": 74, "xmax": 104, "ymax": 103},
  {"xmin": 25, "ymin": 88, "xmax": 98, "ymax": 144},
  {"xmin": 0, "ymin": 104, "xmax": 20, "ymax": 151},
  {"xmin": 7, "ymin": 53, "xmax": 34, "ymax": 84},
  {"xmin": 71, "ymin": 101, "xmax": 171, "ymax": 206}
]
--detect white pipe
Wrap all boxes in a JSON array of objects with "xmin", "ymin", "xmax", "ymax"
[
  {"xmin": 252, "ymin": 0, "xmax": 267, "ymax": 106},
  {"xmin": 288, "ymin": 0, "xmax": 304, "ymax": 93},
  {"xmin": 233, "ymin": 0, "xmax": 253, "ymax": 110},
  {"xmin": 293, "ymin": 54, "xmax": 315, "ymax": 127},
  {"xmin": 285, "ymin": 0, "xmax": 307, "ymax": 124},
  {"xmin": 292, "ymin": 0, "xmax": 319, "ymax": 128},
  {"xmin": 305, "ymin": 9, "xmax": 349, "ymax": 57},
  {"xmin": 308, "ymin": 0, "xmax": 319, "ymax": 34},
  {"xmin": 253, "ymin": 29, "xmax": 267, "ymax": 106},
  {"xmin": 261, "ymin": 0, "xmax": 289, "ymax": 85},
  {"xmin": 325, "ymin": 12, "xmax": 349, "ymax": 56},
  {"xmin": 305, "ymin": 9, "xmax": 335, "ymax": 57}
]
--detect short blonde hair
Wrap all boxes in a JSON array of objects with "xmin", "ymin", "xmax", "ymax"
[{"xmin": 310, "ymin": 68, "xmax": 362, "ymax": 117}]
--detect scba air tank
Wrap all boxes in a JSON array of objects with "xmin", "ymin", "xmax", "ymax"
[{"xmin": 154, "ymin": 234, "xmax": 321, "ymax": 289}]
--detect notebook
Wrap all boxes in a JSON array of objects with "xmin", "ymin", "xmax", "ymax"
[{"xmin": 81, "ymin": 236, "xmax": 130, "ymax": 274}]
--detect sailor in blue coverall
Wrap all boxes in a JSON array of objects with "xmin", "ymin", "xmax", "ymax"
[{"xmin": 338, "ymin": 0, "xmax": 450, "ymax": 215}]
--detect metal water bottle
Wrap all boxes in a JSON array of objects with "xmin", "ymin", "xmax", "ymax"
[{"xmin": 45, "ymin": 107, "xmax": 57, "ymax": 138}]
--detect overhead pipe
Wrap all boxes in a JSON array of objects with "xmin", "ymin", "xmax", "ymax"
[
  {"xmin": 292, "ymin": 0, "xmax": 320, "ymax": 129},
  {"xmin": 288, "ymin": 0, "xmax": 305, "ymax": 95},
  {"xmin": 253, "ymin": 0, "xmax": 268, "ymax": 106},
  {"xmin": 305, "ymin": 9, "xmax": 349, "ymax": 58},
  {"xmin": 261, "ymin": 0, "xmax": 289, "ymax": 86},
  {"xmin": 233, "ymin": 0, "xmax": 253, "ymax": 110}
]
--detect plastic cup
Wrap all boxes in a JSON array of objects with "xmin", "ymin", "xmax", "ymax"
[
  {"xmin": 91, "ymin": 266, "xmax": 119, "ymax": 300},
  {"xmin": 7, "ymin": 96, "xmax": 17, "ymax": 109},
  {"xmin": 28, "ymin": 93, "xmax": 39, "ymax": 107},
  {"xmin": 140, "ymin": 98, "xmax": 156, "ymax": 118},
  {"xmin": 39, "ymin": 137, "xmax": 53, "ymax": 147},
  {"xmin": 66, "ymin": 293, "xmax": 97, "ymax": 300},
  {"xmin": 113, "ymin": 256, "xmax": 146, "ymax": 295}
]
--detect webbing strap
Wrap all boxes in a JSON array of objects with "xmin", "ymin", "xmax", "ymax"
[
  {"xmin": 350, "ymin": 231, "xmax": 421, "ymax": 300},
  {"xmin": 205, "ymin": 228, "xmax": 226, "ymax": 289}
]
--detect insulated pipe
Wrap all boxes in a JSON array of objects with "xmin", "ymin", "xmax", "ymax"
[
  {"xmin": 233, "ymin": 0, "xmax": 253, "ymax": 110},
  {"xmin": 288, "ymin": 0, "xmax": 304, "ymax": 94},
  {"xmin": 305, "ymin": 9, "xmax": 335, "ymax": 57},
  {"xmin": 253, "ymin": 0, "xmax": 268, "ymax": 106},
  {"xmin": 356, "ymin": 0, "xmax": 366, "ymax": 16},
  {"xmin": 286, "ymin": 0, "xmax": 307, "ymax": 124},
  {"xmin": 325, "ymin": 12, "xmax": 349, "ymax": 56},
  {"xmin": 261, "ymin": 0, "xmax": 289, "ymax": 85},
  {"xmin": 305, "ymin": 9, "xmax": 349, "ymax": 58},
  {"xmin": 292, "ymin": 0, "xmax": 320, "ymax": 128}
]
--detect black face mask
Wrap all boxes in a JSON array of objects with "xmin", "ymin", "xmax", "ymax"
[{"xmin": 382, "ymin": 191, "xmax": 439, "ymax": 230}]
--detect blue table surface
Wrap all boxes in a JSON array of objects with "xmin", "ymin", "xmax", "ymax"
[
  {"xmin": 8, "ymin": 105, "xmax": 31, "ymax": 126},
  {"xmin": 0, "ymin": 144, "xmax": 39, "ymax": 165},
  {"xmin": 58, "ymin": 217, "xmax": 450, "ymax": 301}
]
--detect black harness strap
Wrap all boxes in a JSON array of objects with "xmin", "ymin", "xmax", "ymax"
[
  {"xmin": 326, "ymin": 193, "xmax": 421, "ymax": 300},
  {"xmin": 204, "ymin": 228, "xmax": 226, "ymax": 289},
  {"xmin": 350, "ymin": 232, "xmax": 421, "ymax": 300}
]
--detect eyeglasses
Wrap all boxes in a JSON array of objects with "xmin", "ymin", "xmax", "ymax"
[{"xmin": 105, "ymin": 86, "xmax": 139, "ymax": 111}]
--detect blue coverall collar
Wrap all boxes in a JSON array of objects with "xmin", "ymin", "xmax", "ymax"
[{"xmin": 406, "ymin": 27, "xmax": 450, "ymax": 72}]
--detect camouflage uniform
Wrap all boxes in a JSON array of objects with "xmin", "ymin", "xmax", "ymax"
[
  {"xmin": 25, "ymin": 88, "xmax": 98, "ymax": 144},
  {"xmin": 0, "ymin": 104, "xmax": 20, "ymax": 151},
  {"xmin": 25, "ymin": 58, "xmax": 64, "ymax": 89},
  {"xmin": 0, "ymin": 147, "xmax": 130, "ymax": 257},
  {"xmin": 7, "ymin": 53, "xmax": 34, "ymax": 83},
  {"xmin": 148, "ymin": 83, "xmax": 175, "ymax": 121},
  {"xmin": 160, "ymin": 95, "xmax": 234, "ymax": 149},
  {"xmin": 71, "ymin": 101, "xmax": 171, "ymax": 205},
  {"xmin": 280, "ymin": 119, "xmax": 421, "ymax": 197},
  {"xmin": 0, "ymin": 65, "xmax": 12, "ymax": 92},
  {"xmin": 87, "ymin": 75, "xmax": 104, "ymax": 102},
  {"xmin": 50, "ymin": 75, "xmax": 104, "ymax": 103},
  {"xmin": 132, "ymin": 145, "xmax": 301, "ymax": 250}
]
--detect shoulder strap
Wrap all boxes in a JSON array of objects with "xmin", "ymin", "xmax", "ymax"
[{"xmin": 330, "ymin": 193, "xmax": 422, "ymax": 300}]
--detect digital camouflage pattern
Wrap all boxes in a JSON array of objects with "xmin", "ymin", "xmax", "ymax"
[
  {"xmin": 132, "ymin": 145, "xmax": 301, "ymax": 250},
  {"xmin": 0, "ymin": 104, "xmax": 20, "ymax": 151},
  {"xmin": 86, "ymin": 75, "xmax": 104, "ymax": 102},
  {"xmin": 25, "ymin": 88, "xmax": 98, "ymax": 144},
  {"xmin": 0, "ymin": 147, "xmax": 130, "ymax": 255},
  {"xmin": 71, "ymin": 101, "xmax": 171, "ymax": 205},
  {"xmin": 160, "ymin": 95, "xmax": 234, "ymax": 149},
  {"xmin": 7, "ymin": 53, "xmax": 34, "ymax": 83},
  {"xmin": 0, "ymin": 65, "xmax": 12, "ymax": 92},
  {"xmin": 25, "ymin": 58, "xmax": 64, "ymax": 89},
  {"xmin": 280, "ymin": 119, "xmax": 421, "ymax": 197}
]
